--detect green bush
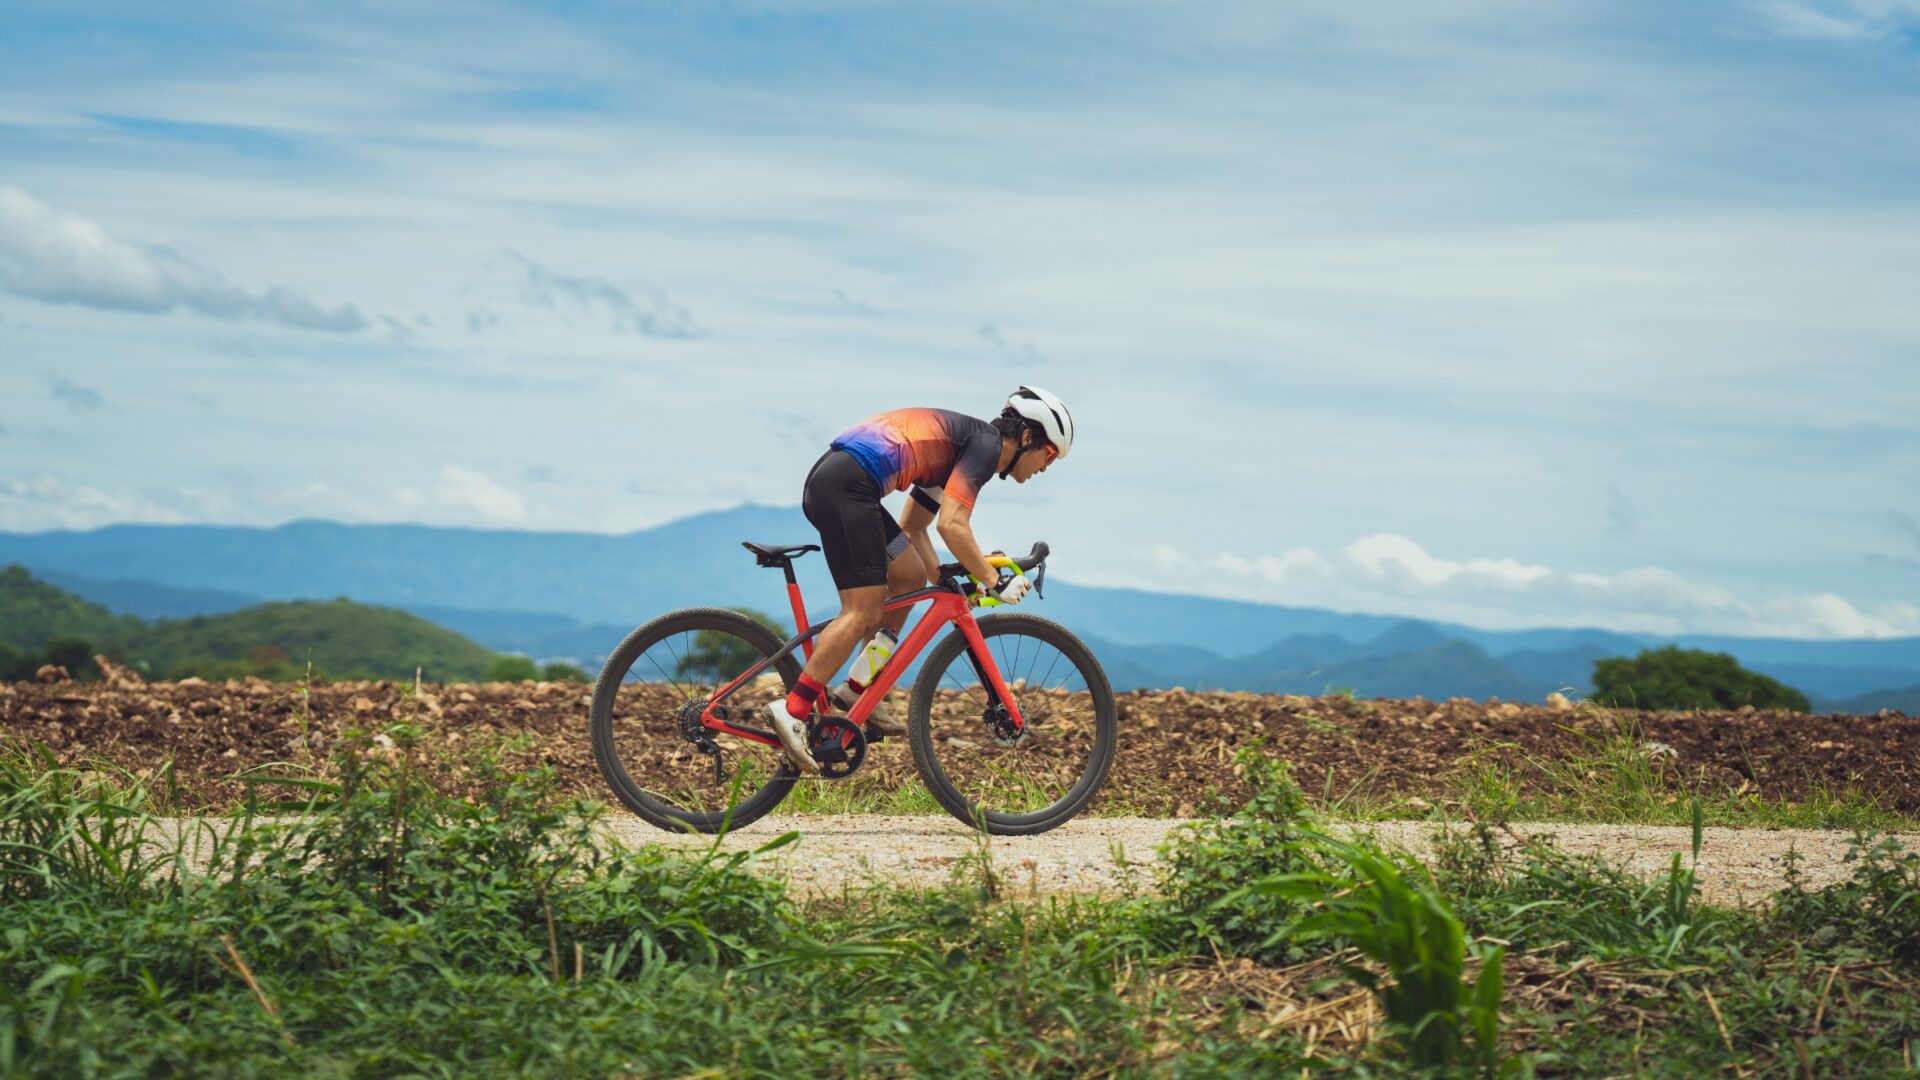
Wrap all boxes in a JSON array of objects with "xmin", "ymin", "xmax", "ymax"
[
  {"xmin": 540, "ymin": 662, "xmax": 589, "ymax": 684},
  {"xmin": 0, "ymin": 641, "xmax": 28, "ymax": 682},
  {"xmin": 1772, "ymin": 833, "xmax": 1920, "ymax": 970},
  {"xmin": 1146, "ymin": 743, "xmax": 1328, "ymax": 963},
  {"xmin": 0, "ymin": 636, "xmax": 101, "ymax": 683},
  {"xmin": 1432, "ymin": 813, "xmax": 1741, "ymax": 965},
  {"xmin": 1591, "ymin": 645, "xmax": 1810, "ymax": 712},
  {"xmin": 485, "ymin": 655, "xmax": 539, "ymax": 682},
  {"xmin": 39, "ymin": 637, "xmax": 97, "ymax": 680},
  {"xmin": 1245, "ymin": 837, "xmax": 1507, "ymax": 1076}
]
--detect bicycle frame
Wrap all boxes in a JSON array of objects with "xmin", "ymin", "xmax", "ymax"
[{"xmin": 698, "ymin": 580, "xmax": 1028, "ymax": 750}]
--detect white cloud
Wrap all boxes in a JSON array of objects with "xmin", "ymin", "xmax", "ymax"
[
  {"xmin": 0, "ymin": 185, "xmax": 367, "ymax": 332},
  {"xmin": 1144, "ymin": 533, "xmax": 1920, "ymax": 639},
  {"xmin": 0, "ymin": 474, "xmax": 189, "ymax": 529},
  {"xmin": 393, "ymin": 466, "xmax": 528, "ymax": 523},
  {"xmin": 1345, "ymin": 533, "xmax": 1552, "ymax": 589}
]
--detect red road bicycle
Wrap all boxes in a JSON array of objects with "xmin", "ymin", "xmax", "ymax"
[{"xmin": 589, "ymin": 540, "xmax": 1117, "ymax": 835}]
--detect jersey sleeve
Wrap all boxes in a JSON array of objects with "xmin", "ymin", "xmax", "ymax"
[{"xmin": 941, "ymin": 430, "xmax": 999, "ymax": 510}]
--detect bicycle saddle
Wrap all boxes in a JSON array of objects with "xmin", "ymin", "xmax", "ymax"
[{"xmin": 742, "ymin": 541, "xmax": 821, "ymax": 563}]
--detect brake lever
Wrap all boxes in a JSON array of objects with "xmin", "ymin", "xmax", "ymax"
[{"xmin": 1033, "ymin": 561, "xmax": 1046, "ymax": 599}]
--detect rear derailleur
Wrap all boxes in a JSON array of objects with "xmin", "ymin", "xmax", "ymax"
[{"xmin": 680, "ymin": 700, "xmax": 730, "ymax": 785}]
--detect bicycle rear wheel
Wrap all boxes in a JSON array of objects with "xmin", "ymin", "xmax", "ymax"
[
  {"xmin": 907, "ymin": 612, "xmax": 1117, "ymax": 835},
  {"xmin": 589, "ymin": 606, "xmax": 801, "ymax": 833}
]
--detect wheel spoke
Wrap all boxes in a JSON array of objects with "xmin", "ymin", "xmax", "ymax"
[
  {"xmin": 592, "ymin": 613, "xmax": 796, "ymax": 830},
  {"xmin": 916, "ymin": 618, "xmax": 1113, "ymax": 829}
]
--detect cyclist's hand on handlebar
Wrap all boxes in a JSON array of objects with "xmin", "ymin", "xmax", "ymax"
[{"xmin": 984, "ymin": 568, "xmax": 1031, "ymax": 606}]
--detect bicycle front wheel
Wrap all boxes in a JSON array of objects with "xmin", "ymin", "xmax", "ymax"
[
  {"xmin": 589, "ymin": 606, "xmax": 801, "ymax": 833},
  {"xmin": 907, "ymin": 612, "xmax": 1117, "ymax": 835}
]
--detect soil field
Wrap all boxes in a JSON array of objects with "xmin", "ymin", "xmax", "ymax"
[{"xmin": 4, "ymin": 674, "xmax": 1916, "ymax": 814}]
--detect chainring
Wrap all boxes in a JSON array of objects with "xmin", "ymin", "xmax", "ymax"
[{"xmin": 807, "ymin": 716, "xmax": 869, "ymax": 779}]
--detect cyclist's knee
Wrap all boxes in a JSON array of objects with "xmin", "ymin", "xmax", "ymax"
[
  {"xmin": 850, "ymin": 607, "xmax": 885, "ymax": 638},
  {"xmin": 839, "ymin": 587, "xmax": 886, "ymax": 635}
]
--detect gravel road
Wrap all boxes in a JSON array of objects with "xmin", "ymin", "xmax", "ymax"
[
  {"xmin": 617, "ymin": 815, "xmax": 1919, "ymax": 908},
  {"xmin": 145, "ymin": 814, "xmax": 1914, "ymax": 908}
]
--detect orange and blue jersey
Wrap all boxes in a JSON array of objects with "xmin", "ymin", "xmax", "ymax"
[{"xmin": 830, "ymin": 408, "xmax": 1001, "ymax": 509}]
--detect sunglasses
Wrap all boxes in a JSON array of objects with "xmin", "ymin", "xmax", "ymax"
[{"xmin": 1040, "ymin": 443, "xmax": 1059, "ymax": 464}]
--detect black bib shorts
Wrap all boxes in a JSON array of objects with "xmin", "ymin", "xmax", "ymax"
[{"xmin": 801, "ymin": 449, "xmax": 911, "ymax": 591}]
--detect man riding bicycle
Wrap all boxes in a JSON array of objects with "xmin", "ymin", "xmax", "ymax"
[{"xmin": 768, "ymin": 385, "xmax": 1075, "ymax": 775}]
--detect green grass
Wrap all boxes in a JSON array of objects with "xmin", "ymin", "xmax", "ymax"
[
  {"xmin": 776, "ymin": 771, "xmax": 943, "ymax": 816},
  {"xmin": 7, "ymin": 734, "xmax": 1920, "ymax": 1076},
  {"xmin": 1443, "ymin": 710, "xmax": 1916, "ymax": 832}
]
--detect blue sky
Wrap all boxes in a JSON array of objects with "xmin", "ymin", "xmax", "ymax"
[{"xmin": 2, "ymin": 0, "xmax": 1918, "ymax": 638}]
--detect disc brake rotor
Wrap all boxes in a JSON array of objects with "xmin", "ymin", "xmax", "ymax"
[{"xmin": 984, "ymin": 702, "xmax": 1028, "ymax": 748}]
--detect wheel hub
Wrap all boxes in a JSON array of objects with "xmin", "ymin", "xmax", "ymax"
[
  {"xmin": 677, "ymin": 699, "xmax": 711, "ymax": 742},
  {"xmin": 984, "ymin": 702, "xmax": 1027, "ymax": 747}
]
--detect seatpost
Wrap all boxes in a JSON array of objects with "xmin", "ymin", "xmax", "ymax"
[{"xmin": 780, "ymin": 559, "xmax": 816, "ymax": 661}]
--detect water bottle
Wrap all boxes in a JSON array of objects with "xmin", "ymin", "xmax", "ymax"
[{"xmin": 848, "ymin": 627, "xmax": 899, "ymax": 690}]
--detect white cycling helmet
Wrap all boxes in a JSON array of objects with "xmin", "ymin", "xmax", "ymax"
[{"xmin": 1004, "ymin": 385, "xmax": 1074, "ymax": 459}]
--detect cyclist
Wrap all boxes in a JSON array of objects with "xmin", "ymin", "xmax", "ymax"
[{"xmin": 767, "ymin": 386, "xmax": 1075, "ymax": 774}]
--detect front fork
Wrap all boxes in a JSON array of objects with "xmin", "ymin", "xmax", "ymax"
[{"xmin": 954, "ymin": 609, "xmax": 1028, "ymax": 736}]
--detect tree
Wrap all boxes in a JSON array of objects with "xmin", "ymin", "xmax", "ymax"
[
  {"xmin": 674, "ymin": 608, "xmax": 787, "ymax": 685},
  {"xmin": 1591, "ymin": 646, "xmax": 1810, "ymax": 712},
  {"xmin": 41, "ymin": 636, "xmax": 98, "ymax": 681},
  {"xmin": 541, "ymin": 662, "xmax": 588, "ymax": 684},
  {"xmin": 486, "ymin": 655, "xmax": 540, "ymax": 683},
  {"xmin": 0, "ymin": 642, "xmax": 28, "ymax": 682}
]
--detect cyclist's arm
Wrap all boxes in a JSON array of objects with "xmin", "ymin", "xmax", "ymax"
[
  {"xmin": 934, "ymin": 498, "xmax": 1001, "ymax": 585},
  {"xmin": 900, "ymin": 489, "xmax": 942, "ymax": 585}
]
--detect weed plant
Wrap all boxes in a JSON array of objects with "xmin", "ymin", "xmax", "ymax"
[
  {"xmin": 1143, "ymin": 742, "xmax": 1331, "ymax": 964},
  {"xmin": 1243, "ymin": 838, "xmax": 1509, "ymax": 1076},
  {"xmin": 1772, "ymin": 832, "xmax": 1920, "ymax": 970}
]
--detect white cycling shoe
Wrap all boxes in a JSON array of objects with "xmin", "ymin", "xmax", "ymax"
[
  {"xmin": 764, "ymin": 701, "xmax": 820, "ymax": 776},
  {"xmin": 828, "ymin": 683, "xmax": 906, "ymax": 740}
]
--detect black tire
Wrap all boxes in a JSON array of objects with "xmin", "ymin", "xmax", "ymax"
[
  {"xmin": 589, "ymin": 606, "xmax": 802, "ymax": 833},
  {"xmin": 907, "ymin": 613, "xmax": 1117, "ymax": 835}
]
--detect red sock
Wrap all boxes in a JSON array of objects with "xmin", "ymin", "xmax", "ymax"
[{"xmin": 784, "ymin": 674, "xmax": 827, "ymax": 720}]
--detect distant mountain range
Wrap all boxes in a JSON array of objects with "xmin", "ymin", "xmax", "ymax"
[{"xmin": 6, "ymin": 505, "xmax": 1919, "ymax": 711}]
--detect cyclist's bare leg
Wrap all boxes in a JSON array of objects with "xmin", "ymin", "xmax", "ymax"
[
  {"xmin": 769, "ymin": 583, "xmax": 886, "ymax": 774},
  {"xmin": 877, "ymin": 546, "xmax": 927, "ymax": 637},
  {"xmin": 803, "ymin": 584, "xmax": 886, "ymax": 687}
]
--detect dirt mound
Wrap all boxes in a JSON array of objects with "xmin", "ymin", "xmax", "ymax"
[{"xmin": 3, "ymin": 677, "xmax": 1915, "ymax": 814}]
